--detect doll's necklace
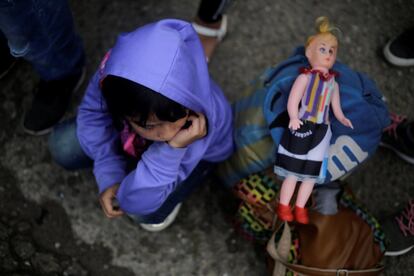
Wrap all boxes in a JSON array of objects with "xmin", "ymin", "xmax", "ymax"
[{"xmin": 299, "ymin": 67, "xmax": 338, "ymax": 81}]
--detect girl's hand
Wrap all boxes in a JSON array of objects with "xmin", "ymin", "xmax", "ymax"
[
  {"xmin": 168, "ymin": 112, "xmax": 207, "ymax": 148},
  {"xmin": 99, "ymin": 184, "xmax": 124, "ymax": 218},
  {"xmin": 339, "ymin": 117, "xmax": 354, "ymax": 129},
  {"xmin": 288, "ymin": 118, "xmax": 303, "ymax": 130}
]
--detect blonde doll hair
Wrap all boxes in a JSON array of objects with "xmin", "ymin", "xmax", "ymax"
[{"xmin": 306, "ymin": 16, "xmax": 340, "ymax": 47}]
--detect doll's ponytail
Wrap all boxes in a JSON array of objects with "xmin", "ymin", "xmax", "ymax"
[
  {"xmin": 306, "ymin": 16, "xmax": 341, "ymax": 47},
  {"xmin": 315, "ymin": 16, "xmax": 333, "ymax": 34}
]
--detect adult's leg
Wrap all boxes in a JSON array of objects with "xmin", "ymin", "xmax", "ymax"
[
  {"xmin": 48, "ymin": 118, "xmax": 93, "ymax": 170},
  {"xmin": 194, "ymin": 0, "xmax": 232, "ymax": 61},
  {"xmin": 197, "ymin": 0, "xmax": 231, "ymax": 23},
  {"xmin": 0, "ymin": 30, "xmax": 15, "ymax": 78},
  {"xmin": 0, "ymin": 0, "xmax": 84, "ymax": 80},
  {"xmin": 0, "ymin": 0, "xmax": 86, "ymax": 135}
]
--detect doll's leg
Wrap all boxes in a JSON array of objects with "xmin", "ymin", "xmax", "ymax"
[
  {"xmin": 296, "ymin": 179, "xmax": 315, "ymax": 207},
  {"xmin": 294, "ymin": 179, "xmax": 315, "ymax": 224},
  {"xmin": 277, "ymin": 175, "xmax": 297, "ymax": 222},
  {"xmin": 279, "ymin": 174, "xmax": 297, "ymax": 205}
]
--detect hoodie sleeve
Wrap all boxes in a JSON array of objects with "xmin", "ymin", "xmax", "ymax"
[
  {"xmin": 77, "ymin": 72, "xmax": 127, "ymax": 194},
  {"xmin": 116, "ymin": 142, "xmax": 189, "ymax": 215}
]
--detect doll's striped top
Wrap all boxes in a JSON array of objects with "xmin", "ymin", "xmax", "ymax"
[{"xmin": 298, "ymin": 69, "xmax": 337, "ymax": 124}]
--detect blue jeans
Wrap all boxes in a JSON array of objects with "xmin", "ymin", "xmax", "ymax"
[
  {"xmin": 0, "ymin": 0, "xmax": 84, "ymax": 80},
  {"xmin": 49, "ymin": 118, "xmax": 214, "ymax": 223}
]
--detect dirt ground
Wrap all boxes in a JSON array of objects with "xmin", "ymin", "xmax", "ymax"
[{"xmin": 1, "ymin": 0, "xmax": 414, "ymax": 275}]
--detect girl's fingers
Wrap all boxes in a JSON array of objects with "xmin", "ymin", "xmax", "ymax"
[
  {"xmin": 188, "ymin": 113, "xmax": 206, "ymax": 136},
  {"xmin": 100, "ymin": 190, "xmax": 124, "ymax": 218},
  {"xmin": 99, "ymin": 197, "xmax": 113, "ymax": 218}
]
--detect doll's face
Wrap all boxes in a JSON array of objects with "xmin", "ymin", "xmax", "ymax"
[{"xmin": 305, "ymin": 33, "xmax": 338, "ymax": 70}]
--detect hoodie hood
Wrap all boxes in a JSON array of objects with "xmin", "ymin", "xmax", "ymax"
[
  {"xmin": 100, "ymin": 19, "xmax": 234, "ymax": 163},
  {"xmin": 102, "ymin": 19, "xmax": 211, "ymax": 117}
]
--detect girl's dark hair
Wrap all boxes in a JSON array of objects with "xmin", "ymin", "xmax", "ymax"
[{"xmin": 101, "ymin": 75, "xmax": 188, "ymax": 129}]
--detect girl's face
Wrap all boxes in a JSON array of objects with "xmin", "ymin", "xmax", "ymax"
[
  {"xmin": 306, "ymin": 33, "xmax": 338, "ymax": 70},
  {"xmin": 127, "ymin": 112, "xmax": 189, "ymax": 142}
]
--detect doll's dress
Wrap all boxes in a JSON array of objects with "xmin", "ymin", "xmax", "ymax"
[{"xmin": 274, "ymin": 68, "xmax": 336, "ymax": 184}]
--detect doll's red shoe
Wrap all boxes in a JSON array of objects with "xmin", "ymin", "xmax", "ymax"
[
  {"xmin": 294, "ymin": 206, "xmax": 309, "ymax": 224},
  {"xmin": 277, "ymin": 203, "xmax": 294, "ymax": 222}
]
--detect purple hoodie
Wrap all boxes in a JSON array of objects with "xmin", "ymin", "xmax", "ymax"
[{"xmin": 77, "ymin": 19, "xmax": 233, "ymax": 215}]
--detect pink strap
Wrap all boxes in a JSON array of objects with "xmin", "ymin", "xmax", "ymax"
[{"xmin": 123, "ymin": 132, "xmax": 137, "ymax": 157}]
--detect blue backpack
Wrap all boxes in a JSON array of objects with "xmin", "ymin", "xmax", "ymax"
[{"xmin": 218, "ymin": 47, "xmax": 390, "ymax": 187}]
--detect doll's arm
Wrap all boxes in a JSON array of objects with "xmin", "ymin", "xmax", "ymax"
[
  {"xmin": 331, "ymin": 82, "xmax": 353, "ymax": 129},
  {"xmin": 287, "ymin": 74, "xmax": 308, "ymax": 130}
]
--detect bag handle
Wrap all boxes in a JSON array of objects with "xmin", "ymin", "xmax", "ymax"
[
  {"xmin": 267, "ymin": 227, "xmax": 384, "ymax": 276},
  {"xmin": 281, "ymin": 261, "xmax": 384, "ymax": 276}
]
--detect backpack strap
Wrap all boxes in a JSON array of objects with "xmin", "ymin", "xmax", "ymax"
[{"xmin": 267, "ymin": 228, "xmax": 384, "ymax": 276}]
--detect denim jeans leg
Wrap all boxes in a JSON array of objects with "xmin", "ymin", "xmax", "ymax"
[
  {"xmin": 136, "ymin": 161, "xmax": 215, "ymax": 224},
  {"xmin": 0, "ymin": 30, "xmax": 8, "ymax": 54},
  {"xmin": 48, "ymin": 117, "xmax": 93, "ymax": 170},
  {"xmin": 0, "ymin": 0, "xmax": 84, "ymax": 80}
]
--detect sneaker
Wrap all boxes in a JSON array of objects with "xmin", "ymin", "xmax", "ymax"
[
  {"xmin": 383, "ymin": 27, "xmax": 414, "ymax": 67},
  {"xmin": 380, "ymin": 113, "xmax": 414, "ymax": 165},
  {"xmin": 192, "ymin": 15, "xmax": 227, "ymax": 62},
  {"xmin": 22, "ymin": 68, "xmax": 86, "ymax": 135},
  {"xmin": 139, "ymin": 203, "xmax": 182, "ymax": 232},
  {"xmin": 382, "ymin": 200, "xmax": 414, "ymax": 256}
]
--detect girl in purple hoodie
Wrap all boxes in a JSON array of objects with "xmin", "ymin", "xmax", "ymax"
[{"xmin": 48, "ymin": 19, "xmax": 233, "ymax": 231}]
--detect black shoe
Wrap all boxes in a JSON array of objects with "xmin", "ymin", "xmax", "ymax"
[
  {"xmin": 0, "ymin": 46, "xmax": 16, "ymax": 79},
  {"xmin": 380, "ymin": 113, "xmax": 414, "ymax": 165},
  {"xmin": 22, "ymin": 68, "xmax": 86, "ymax": 135},
  {"xmin": 383, "ymin": 27, "xmax": 414, "ymax": 67},
  {"xmin": 382, "ymin": 200, "xmax": 414, "ymax": 256}
]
